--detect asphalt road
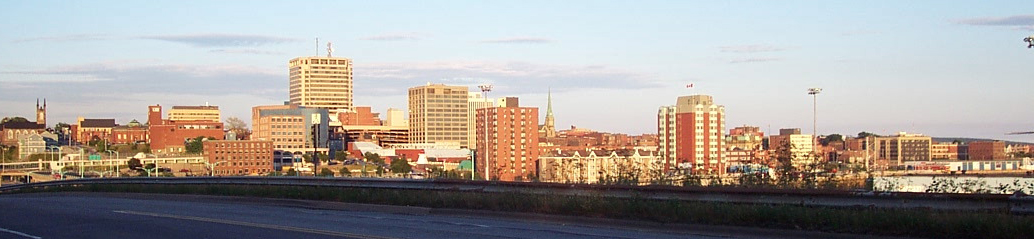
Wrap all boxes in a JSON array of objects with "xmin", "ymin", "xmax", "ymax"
[{"xmin": 0, "ymin": 193, "xmax": 869, "ymax": 239}]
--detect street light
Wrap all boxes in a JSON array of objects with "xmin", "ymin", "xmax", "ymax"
[
  {"xmin": 205, "ymin": 161, "xmax": 228, "ymax": 177},
  {"xmin": 106, "ymin": 150, "xmax": 119, "ymax": 177},
  {"xmin": 808, "ymin": 87, "xmax": 822, "ymax": 149},
  {"xmin": 477, "ymin": 84, "xmax": 493, "ymax": 181}
]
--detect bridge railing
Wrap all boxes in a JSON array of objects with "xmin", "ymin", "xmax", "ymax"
[{"xmin": 2, "ymin": 176, "xmax": 1032, "ymax": 214}]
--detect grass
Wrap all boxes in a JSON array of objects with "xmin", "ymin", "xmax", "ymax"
[{"xmin": 13, "ymin": 184, "xmax": 1034, "ymax": 239}]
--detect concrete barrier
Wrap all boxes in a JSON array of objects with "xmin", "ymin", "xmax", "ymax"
[{"xmin": 2, "ymin": 177, "xmax": 1031, "ymax": 214}]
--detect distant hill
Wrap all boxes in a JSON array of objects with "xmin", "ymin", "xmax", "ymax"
[{"xmin": 931, "ymin": 137, "xmax": 1034, "ymax": 145}]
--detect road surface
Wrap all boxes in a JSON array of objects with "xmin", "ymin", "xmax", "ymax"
[{"xmin": 0, "ymin": 193, "xmax": 873, "ymax": 239}]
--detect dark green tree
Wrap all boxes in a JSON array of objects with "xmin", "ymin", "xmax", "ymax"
[
  {"xmin": 319, "ymin": 168, "xmax": 335, "ymax": 177},
  {"xmin": 390, "ymin": 157, "xmax": 412, "ymax": 175},
  {"xmin": 185, "ymin": 136, "xmax": 213, "ymax": 154},
  {"xmin": 127, "ymin": 158, "xmax": 143, "ymax": 171},
  {"xmin": 0, "ymin": 117, "xmax": 28, "ymax": 124},
  {"xmin": 339, "ymin": 167, "xmax": 352, "ymax": 177},
  {"xmin": 856, "ymin": 132, "xmax": 879, "ymax": 139}
]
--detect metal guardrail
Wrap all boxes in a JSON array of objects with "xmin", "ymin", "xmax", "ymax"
[{"xmin": 2, "ymin": 177, "xmax": 1032, "ymax": 214}]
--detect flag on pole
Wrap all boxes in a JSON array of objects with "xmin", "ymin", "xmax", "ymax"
[{"xmin": 686, "ymin": 83, "xmax": 694, "ymax": 88}]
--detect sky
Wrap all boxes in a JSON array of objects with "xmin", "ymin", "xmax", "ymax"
[{"xmin": 1, "ymin": 1, "xmax": 1033, "ymax": 142}]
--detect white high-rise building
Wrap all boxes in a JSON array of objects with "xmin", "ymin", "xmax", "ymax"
[
  {"xmin": 408, "ymin": 83, "xmax": 470, "ymax": 147},
  {"xmin": 288, "ymin": 56, "xmax": 354, "ymax": 113}
]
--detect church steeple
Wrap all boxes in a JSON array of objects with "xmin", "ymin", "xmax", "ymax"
[
  {"xmin": 36, "ymin": 98, "xmax": 46, "ymax": 126},
  {"xmin": 542, "ymin": 89, "xmax": 556, "ymax": 138}
]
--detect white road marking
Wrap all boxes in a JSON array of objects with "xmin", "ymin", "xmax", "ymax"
[{"xmin": 0, "ymin": 227, "xmax": 42, "ymax": 239}]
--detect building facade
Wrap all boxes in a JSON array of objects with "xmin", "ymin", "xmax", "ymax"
[
  {"xmin": 110, "ymin": 119, "xmax": 149, "ymax": 144},
  {"xmin": 147, "ymin": 105, "xmax": 225, "ymax": 154},
  {"xmin": 931, "ymin": 142, "xmax": 960, "ymax": 160},
  {"xmin": 17, "ymin": 133, "xmax": 46, "ymax": 159},
  {"xmin": 75, "ymin": 117, "xmax": 116, "ymax": 144},
  {"xmin": 204, "ymin": 140, "xmax": 274, "ymax": 176},
  {"xmin": 538, "ymin": 149, "xmax": 660, "ymax": 184},
  {"xmin": 408, "ymin": 83, "xmax": 470, "ymax": 147},
  {"xmin": 476, "ymin": 98, "xmax": 539, "ymax": 181},
  {"xmin": 968, "ymin": 141, "xmax": 1006, "ymax": 160},
  {"xmin": 467, "ymin": 92, "xmax": 494, "ymax": 150},
  {"xmin": 167, "ymin": 105, "xmax": 221, "ymax": 122},
  {"xmin": 289, "ymin": 56, "xmax": 354, "ymax": 113},
  {"xmin": 658, "ymin": 95, "xmax": 725, "ymax": 174},
  {"xmin": 869, "ymin": 132, "xmax": 932, "ymax": 165},
  {"xmin": 251, "ymin": 104, "xmax": 330, "ymax": 154}
]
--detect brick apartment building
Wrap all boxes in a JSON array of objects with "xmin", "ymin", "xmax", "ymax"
[
  {"xmin": 148, "ymin": 105, "xmax": 224, "ymax": 154},
  {"xmin": 204, "ymin": 140, "xmax": 274, "ymax": 176},
  {"xmin": 476, "ymin": 97, "xmax": 539, "ymax": 181}
]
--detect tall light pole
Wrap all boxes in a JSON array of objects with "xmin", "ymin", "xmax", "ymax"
[
  {"xmin": 808, "ymin": 88, "xmax": 822, "ymax": 156},
  {"xmin": 478, "ymin": 84, "xmax": 493, "ymax": 181}
]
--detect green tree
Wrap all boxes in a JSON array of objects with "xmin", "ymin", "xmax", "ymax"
[
  {"xmin": 390, "ymin": 157, "xmax": 412, "ymax": 175},
  {"xmin": 856, "ymin": 131, "xmax": 879, "ymax": 139},
  {"xmin": 820, "ymin": 134, "xmax": 844, "ymax": 146},
  {"xmin": 319, "ymin": 168, "xmax": 335, "ymax": 177},
  {"xmin": 285, "ymin": 168, "xmax": 298, "ymax": 176},
  {"xmin": 339, "ymin": 167, "xmax": 352, "ymax": 177},
  {"xmin": 334, "ymin": 150, "xmax": 347, "ymax": 162},
  {"xmin": 0, "ymin": 117, "xmax": 29, "ymax": 124},
  {"xmin": 363, "ymin": 152, "xmax": 386, "ymax": 176},
  {"xmin": 185, "ymin": 136, "xmax": 212, "ymax": 154},
  {"xmin": 127, "ymin": 158, "xmax": 143, "ymax": 171}
]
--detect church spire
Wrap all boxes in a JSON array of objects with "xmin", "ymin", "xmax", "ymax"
[{"xmin": 546, "ymin": 88, "xmax": 554, "ymax": 118}]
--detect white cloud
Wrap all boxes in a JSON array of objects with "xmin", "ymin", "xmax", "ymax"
[
  {"xmin": 11, "ymin": 34, "xmax": 114, "ymax": 43},
  {"xmin": 729, "ymin": 57, "xmax": 782, "ymax": 64},
  {"xmin": 479, "ymin": 37, "xmax": 552, "ymax": 44},
  {"xmin": 719, "ymin": 45, "xmax": 787, "ymax": 53},
  {"xmin": 359, "ymin": 32, "xmax": 424, "ymax": 41},
  {"xmin": 954, "ymin": 15, "xmax": 1034, "ymax": 26},
  {"xmin": 140, "ymin": 33, "xmax": 299, "ymax": 47}
]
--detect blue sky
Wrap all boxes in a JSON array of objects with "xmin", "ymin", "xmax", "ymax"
[{"xmin": 1, "ymin": 1, "xmax": 1033, "ymax": 141}]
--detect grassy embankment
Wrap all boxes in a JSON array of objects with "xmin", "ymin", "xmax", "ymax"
[{"xmin": 12, "ymin": 183, "xmax": 1034, "ymax": 239}]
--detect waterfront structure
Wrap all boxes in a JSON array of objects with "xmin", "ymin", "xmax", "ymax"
[
  {"xmin": 657, "ymin": 95, "xmax": 725, "ymax": 174},
  {"xmin": 408, "ymin": 83, "xmax": 470, "ymax": 147},
  {"xmin": 467, "ymin": 92, "xmax": 494, "ymax": 150},
  {"xmin": 167, "ymin": 105, "xmax": 221, "ymax": 122},
  {"xmin": 203, "ymin": 140, "xmax": 274, "ymax": 176},
  {"xmin": 288, "ymin": 56, "xmax": 354, "ymax": 113},
  {"xmin": 476, "ymin": 97, "xmax": 539, "ymax": 181},
  {"xmin": 148, "ymin": 105, "xmax": 224, "ymax": 154},
  {"xmin": 251, "ymin": 104, "xmax": 330, "ymax": 154},
  {"xmin": 968, "ymin": 141, "xmax": 1006, "ymax": 160}
]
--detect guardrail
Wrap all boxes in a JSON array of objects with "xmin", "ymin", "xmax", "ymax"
[{"xmin": 2, "ymin": 177, "xmax": 1032, "ymax": 214}]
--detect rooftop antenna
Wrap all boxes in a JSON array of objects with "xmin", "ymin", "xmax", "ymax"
[
  {"xmin": 315, "ymin": 37, "xmax": 319, "ymax": 56},
  {"xmin": 327, "ymin": 42, "xmax": 334, "ymax": 57}
]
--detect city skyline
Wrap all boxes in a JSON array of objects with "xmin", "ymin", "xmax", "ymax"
[{"xmin": 2, "ymin": 1, "xmax": 1034, "ymax": 142}]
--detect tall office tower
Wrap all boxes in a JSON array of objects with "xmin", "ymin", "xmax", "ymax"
[
  {"xmin": 467, "ymin": 92, "xmax": 494, "ymax": 150},
  {"xmin": 408, "ymin": 83, "xmax": 470, "ymax": 147},
  {"xmin": 476, "ymin": 97, "xmax": 539, "ymax": 181},
  {"xmin": 288, "ymin": 56, "xmax": 354, "ymax": 113},
  {"xmin": 168, "ymin": 105, "xmax": 221, "ymax": 122},
  {"xmin": 657, "ymin": 95, "xmax": 726, "ymax": 174}
]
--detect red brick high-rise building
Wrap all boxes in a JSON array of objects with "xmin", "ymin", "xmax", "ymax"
[
  {"xmin": 204, "ymin": 140, "xmax": 274, "ymax": 176},
  {"xmin": 658, "ymin": 95, "xmax": 725, "ymax": 174},
  {"xmin": 476, "ymin": 97, "xmax": 539, "ymax": 181},
  {"xmin": 968, "ymin": 141, "xmax": 1006, "ymax": 160}
]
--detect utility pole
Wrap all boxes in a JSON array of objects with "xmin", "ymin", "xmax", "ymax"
[{"xmin": 478, "ymin": 84, "xmax": 493, "ymax": 181}]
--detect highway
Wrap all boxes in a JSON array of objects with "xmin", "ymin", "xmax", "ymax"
[{"xmin": 0, "ymin": 193, "xmax": 870, "ymax": 239}]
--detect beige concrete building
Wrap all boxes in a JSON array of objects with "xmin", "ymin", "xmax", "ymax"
[
  {"xmin": 467, "ymin": 92, "xmax": 494, "ymax": 150},
  {"xmin": 869, "ymin": 132, "xmax": 932, "ymax": 165},
  {"xmin": 769, "ymin": 129, "xmax": 816, "ymax": 166},
  {"xmin": 168, "ymin": 105, "xmax": 221, "ymax": 122},
  {"xmin": 539, "ymin": 149, "xmax": 660, "ymax": 185},
  {"xmin": 289, "ymin": 56, "xmax": 354, "ymax": 113},
  {"xmin": 408, "ymin": 83, "xmax": 470, "ymax": 147},
  {"xmin": 251, "ymin": 104, "xmax": 330, "ymax": 153}
]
